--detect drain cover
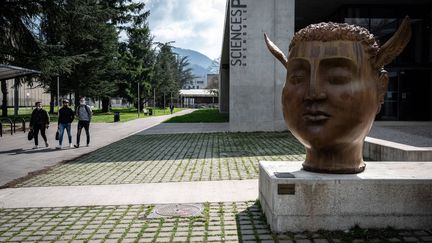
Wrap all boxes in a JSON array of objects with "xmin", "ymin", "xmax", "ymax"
[{"xmin": 147, "ymin": 204, "xmax": 203, "ymax": 218}]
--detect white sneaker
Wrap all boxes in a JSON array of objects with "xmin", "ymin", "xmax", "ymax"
[
  {"xmin": 32, "ymin": 145, "xmax": 38, "ymax": 149},
  {"xmin": 56, "ymin": 145, "xmax": 62, "ymax": 149},
  {"xmin": 69, "ymin": 144, "xmax": 74, "ymax": 148}
]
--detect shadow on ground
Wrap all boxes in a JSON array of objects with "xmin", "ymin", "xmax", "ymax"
[
  {"xmin": 75, "ymin": 132, "xmax": 305, "ymax": 163},
  {"xmin": 12, "ymin": 132, "xmax": 306, "ymax": 187}
]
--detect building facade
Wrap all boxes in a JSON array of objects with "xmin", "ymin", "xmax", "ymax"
[
  {"xmin": 220, "ymin": 0, "xmax": 294, "ymax": 131},
  {"xmin": 183, "ymin": 75, "xmax": 207, "ymax": 90},
  {"xmin": 220, "ymin": 0, "xmax": 432, "ymax": 131},
  {"xmin": 3, "ymin": 79, "xmax": 51, "ymax": 107}
]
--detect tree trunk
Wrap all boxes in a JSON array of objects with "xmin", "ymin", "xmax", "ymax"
[
  {"xmin": 14, "ymin": 78, "xmax": 19, "ymax": 116},
  {"xmin": 74, "ymin": 91, "xmax": 80, "ymax": 111},
  {"xmin": 49, "ymin": 89, "xmax": 55, "ymax": 114},
  {"xmin": 101, "ymin": 97, "xmax": 110, "ymax": 112},
  {"xmin": 50, "ymin": 93, "xmax": 55, "ymax": 114},
  {"xmin": 1, "ymin": 80, "xmax": 8, "ymax": 117}
]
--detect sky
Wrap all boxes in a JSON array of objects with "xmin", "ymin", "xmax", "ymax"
[{"xmin": 142, "ymin": 0, "xmax": 226, "ymax": 60}]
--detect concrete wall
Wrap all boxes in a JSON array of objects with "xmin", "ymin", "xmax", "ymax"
[
  {"xmin": 260, "ymin": 161, "xmax": 432, "ymax": 232},
  {"xmin": 221, "ymin": 0, "xmax": 294, "ymax": 131},
  {"xmin": 364, "ymin": 137, "xmax": 432, "ymax": 161}
]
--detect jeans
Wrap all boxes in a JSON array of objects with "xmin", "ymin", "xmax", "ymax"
[
  {"xmin": 76, "ymin": 120, "xmax": 90, "ymax": 145},
  {"xmin": 58, "ymin": 123, "xmax": 72, "ymax": 146}
]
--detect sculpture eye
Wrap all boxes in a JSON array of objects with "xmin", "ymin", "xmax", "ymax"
[
  {"xmin": 325, "ymin": 67, "xmax": 353, "ymax": 85},
  {"xmin": 289, "ymin": 70, "xmax": 307, "ymax": 84},
  {"xmin": 290, "ymin": 75, "xmax": 304, "ymax": 84},
  {"xmin": 328, "ymin": 75, "xmax": 352, "ymax": 85}
]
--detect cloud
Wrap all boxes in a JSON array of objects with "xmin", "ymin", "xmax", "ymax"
[{"xmin": 142, "ymin": 0, "xmax": 226, "ymax": 59}]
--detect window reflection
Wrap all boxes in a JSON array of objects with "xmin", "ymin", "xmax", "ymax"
[{"xmin": 336, "ymin": 6, "xmax": 432, "ymax": 120}]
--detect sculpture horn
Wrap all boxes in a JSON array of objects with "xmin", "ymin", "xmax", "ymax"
[
  {"xmin": 374, "ymin": 16, "xmax": 411, "ymax": 69},
  {"xmin": 264, "ymin": 33, "xmax": 288, "ymax": 68}
]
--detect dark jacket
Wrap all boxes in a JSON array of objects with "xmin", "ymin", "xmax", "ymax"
[
  {"xmin": 30, "ymin": 108, "xmax": 50, "ymax": 126},
  {"xmin": 58, "ymin": 106, "xmax": 75, "ymax": 124}
]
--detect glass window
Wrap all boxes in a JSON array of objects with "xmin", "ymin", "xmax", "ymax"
[{"xmin": 344, "ymin": 18, "xmax": 369, "ymax": 29}]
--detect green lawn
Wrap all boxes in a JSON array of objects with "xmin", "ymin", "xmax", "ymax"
[
  {"xmin": 164, "ymin": 109, "xmax": 228, "ymax": 123},
  {"xmin": 1, "ymin": 107, "xmax": 185, "ymax": 124},
  {"xmin": 91, "ymin": 107, "xmax": 185, "ymax": 123}
]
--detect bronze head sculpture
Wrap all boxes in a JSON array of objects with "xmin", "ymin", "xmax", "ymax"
[{"xmin": 265, "ymin": 17, "xmax": 411, "ymax": 173}]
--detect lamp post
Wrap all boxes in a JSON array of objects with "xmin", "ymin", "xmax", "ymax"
[
  {"xmin": 26, "ymin": 92, "xmax": 30, "ymax": 109},
  {"xmin": 153, "ymin": 88, "xmax": 156, "ymax": 108},
  {"xmin": 57, "ymin": 76, "xmax": 60, "ymax": 109}
]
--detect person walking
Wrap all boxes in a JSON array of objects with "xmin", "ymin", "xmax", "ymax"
[
  {"xmin": 169, "ymin": 103, "xmax": 174, "ymax": 114},
  {"xmin": 74, "ymin": 97, "xmax": 92, "ymax": 148},
  {"xmin": 56, "ymin": 99, "xmax": 74, "ymax": 149},
  {"xmin": 29, "ymin": 101, "xmax": 50, "ymax": 149}
]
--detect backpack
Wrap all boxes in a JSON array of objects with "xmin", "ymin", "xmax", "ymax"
[{"xmin": 78, "ymin": 105, "xmax": 91, "ymax": 119}]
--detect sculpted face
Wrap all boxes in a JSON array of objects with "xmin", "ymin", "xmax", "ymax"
[
  {"xmin": 284, "ymin": 41, "xmax": 378, "ymax": 150},
  {"xmin": 264, "ymin": 18, "xmax": 411, "ymax": 173},
  {"xmin": 283, "ymin": 41, "xmax": 382, "ymax": 172}
]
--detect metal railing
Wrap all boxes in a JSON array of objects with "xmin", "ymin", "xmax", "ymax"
[
  {"xmin": 13, "ymin": 117, "xmax": 26, "ymax": 133},
  {"xmin": 0, "ymin": 118, "xmax": 13, "ymax": 135},
  {"xmin": 0, "ymin": 117, "xmax": 27, "ymax": 139}
]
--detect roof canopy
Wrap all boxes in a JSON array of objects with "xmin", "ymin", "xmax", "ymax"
[
  {"xmin": 179, "ymin": 89, "xmax": 218, "ymax": 98},
  {"xmin": 0, "ymin": 64, "xmax": 41, "ymax": 81}
]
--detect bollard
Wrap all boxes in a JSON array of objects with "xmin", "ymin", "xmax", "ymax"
[{"xmin": 114, "ymin": 112, "xmax": 120, "ymax": 122}]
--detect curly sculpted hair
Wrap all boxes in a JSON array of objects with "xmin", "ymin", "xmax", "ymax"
[{"xmin": 289, "ymin": 22, "xmax": 379, "ymax": 58}]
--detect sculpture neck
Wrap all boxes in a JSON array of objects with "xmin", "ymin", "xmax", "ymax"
[{"xmin": 302, "ymin": 143, "xmax": 365, "ymax": 174}]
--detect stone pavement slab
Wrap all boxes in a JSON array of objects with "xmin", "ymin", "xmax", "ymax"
[
  {"xmin": 138, "ymin": 122, "xmax": 229, "ymax": 134},
  {"xmin": 0, "ymin": 180, "xmax": 258, "ymax": 208},
  {"xmin": 369, "ymin": 121, "xmax": 432, "ymax": 147},
  {"xmin": 13, "ymin": 132, "xmax": 305, "ymax": 187},
  {"xmin": 0, "ymin": 201, "xmax": 430, "ymax": 242},
  {"xmin": 0, "ymin": 109, "xmax": 194, "ymax": 187}
]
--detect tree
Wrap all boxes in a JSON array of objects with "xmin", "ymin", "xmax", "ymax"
[
  {"xmin": 152, "ymin": 42, "xmax": 178, "ymax": 108},
  {"xmin": 38, "ymin": 0, "xmax": 86, "ymax": 113},
  {"xmin": 208, "ymin": 57, "xmax": 221, "ymax": 74},
  {"xmin": 123, "ymin": 13, "xmax": 155, "ymax": 110},
  {"xmin": 0, "ymin": 1, "xmax": 41, "ymax": 116},
  {"xmin": 175, "ymin": 56, "xmax": 194, "ymax": 89},
  {"xmin": 151, "ymin": 42, "xmax": 197, "ymax": 108},
  {"xmin": 1, "ymin": 0, "xmax": 156, "ymax": 114},
  {"xmin": 35, "ymin": 0, "xmax": 150, "ymax": 112}
]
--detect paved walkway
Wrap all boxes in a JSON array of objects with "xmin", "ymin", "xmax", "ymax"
[
  {"xmin": 0, "ymin": 109, "xmax": 194, "ymax": 186},
  {"xmin": 0, "ymin": 119, "xmax": 431, "ymax": 242},
  {"xmin": 0, "ymin": 180, "xmax": 258, "ymax": 208},
  {"xmin": 10, "ymin": 132, "xmax": 304, "ymax": 187},
  {"xmin": 369, "ymin": 121, "xmax": 432, "ymax": 147},
  {"xmin": 139, "ymin": 123, "xmax": 229, "ymax": 135}
]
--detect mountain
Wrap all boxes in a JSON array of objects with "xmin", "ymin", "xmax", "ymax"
[
  {"xmin": 173, "ymin": 47, "xmax": 213, "ymax": 77},
  {"xmin": 190, "ymin": 64, "xmax": 208, "ymax": 77}
]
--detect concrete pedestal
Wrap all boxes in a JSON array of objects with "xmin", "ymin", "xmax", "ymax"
[{"xmin": 259, "ymin": 161, "xmax": 432, "ymax": 232}]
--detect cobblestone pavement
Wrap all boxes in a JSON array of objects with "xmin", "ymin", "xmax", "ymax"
[
  {"xmin": 15, "ymin": 132, "xmax": 305, "ymax": 187},
  {"xmin": 0, "ymin": 201, "xmax": 430, "ymax": 243}
]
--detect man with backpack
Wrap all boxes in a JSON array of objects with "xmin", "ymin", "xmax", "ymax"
[{"xmin": 74, "ymin": 97, "xmax": 92, "ymax": 148}]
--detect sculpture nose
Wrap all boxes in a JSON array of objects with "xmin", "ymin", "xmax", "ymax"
[
  {"xmin": 305, "ymin": 91, "xmax": 327, "ymax": 101},
  {"xmin": 304, "ymin": 70, "xmax": 327, "ymax": 101}
]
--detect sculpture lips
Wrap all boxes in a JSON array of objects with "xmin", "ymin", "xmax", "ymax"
[{"xmin": 302, "ymin": 111, "xmax": 330, "ymax": 122}]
